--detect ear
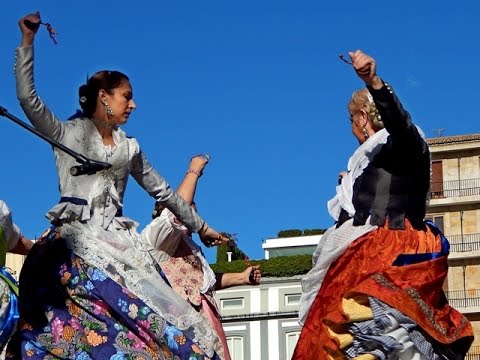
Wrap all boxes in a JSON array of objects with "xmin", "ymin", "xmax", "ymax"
[
  {"xmin": 358, "ymin": 109, "xmax": 368, "ymax": 126},
  {"xmin": 98, "ymin": 89, "xmax": 109, "ymax": 104}
]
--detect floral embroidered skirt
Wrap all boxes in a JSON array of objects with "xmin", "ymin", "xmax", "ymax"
[
  {"xmin": 293, "ymin": 221, "xmax": 473, "ymax": 360},
  {"xmin": 6, "ymin": 231, "xmax": 219, "ymax": 359}
]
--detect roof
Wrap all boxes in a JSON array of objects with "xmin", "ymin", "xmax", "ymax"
[{"xmin": 427, "ymin": 133, "xmax": 480, "ymax": 146}]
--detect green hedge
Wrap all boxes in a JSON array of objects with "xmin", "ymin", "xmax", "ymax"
[
  {"xmin": 277, "ymin": 229, "xmax": 303, "ymax": 238},
  {"xmin": 277, "ymin": 228, "xmax": 327, "ymax": 237},
  {"xmin": 210, "ymin": 254, "xmax": 313, "ymax": 277},
  {"xmin": 216, "ymin": 239, "xmax": 248, "ymax": 263}
]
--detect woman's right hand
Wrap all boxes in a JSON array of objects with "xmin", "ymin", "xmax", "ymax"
[{"xmin": 18, "ymin": 12, "xmax": 41, "ymax": 46}]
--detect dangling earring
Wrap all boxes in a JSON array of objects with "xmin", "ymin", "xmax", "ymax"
[
  {"xmin": 362, "ymin": 125, "xmax": 369, "ymax": 140},
  {"xmin": 104, "ymin": 102, "xmax": 114, "ymax": 116}
]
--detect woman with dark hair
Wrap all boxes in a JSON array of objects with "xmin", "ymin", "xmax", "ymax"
[
  {"xmin": 145, "ymin": 155, "xmax": 262, "ymax": 360},
  {"xmin": 293, "ymin": 51, "xmax": 473, "ymax": 359},
  {"xmin": 9, "ymin": 12, "xmax": 227, "ymax": 359}
]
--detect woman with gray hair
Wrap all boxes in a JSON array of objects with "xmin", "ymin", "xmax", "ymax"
[{"xmin": 294, "ymin": 51, "xmax": 473, "ymax": 359}]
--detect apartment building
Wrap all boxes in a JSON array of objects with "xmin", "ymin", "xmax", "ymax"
[
  {"xmin": 427, "ymin": 133, "xmax": 480, "ymax": 358},
  {"xmin": 214, "ymin": 235, "xmax": 321, "ymax": 360}
]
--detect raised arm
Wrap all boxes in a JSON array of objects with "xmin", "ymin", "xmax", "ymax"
[
  {"xmin": 176, "ymin": 155, "xmax": 209, "ymax": 206},
  {"xmin": 349, "ymin": 50, "xmax": 427, "ymax": 154},
  {"xmin": 131, "ymin": 150, "xmax": 226, "ymax": 246},
  {"xmin": 15, "ymin": 13, "xmax": 65, "ymax": 141}
]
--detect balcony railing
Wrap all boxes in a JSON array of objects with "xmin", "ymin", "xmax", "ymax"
[
  {"xmin": 431, "ymin": 178, "xmax": 480, "ymax": 199},
  {"xmin": 467, "ymin": 346, "xmax": 480, "ymax": 359},
  {"xmin": 448, "ymin": 233, "xmax": 480, "ymax": 253},
  {"xmin": 446, "ymin": 289, "xmax": 480, "ymax": 309}
]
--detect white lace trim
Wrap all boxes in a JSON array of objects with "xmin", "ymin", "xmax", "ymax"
[
  {"xmin": 298, "ymin": 219, "xmax": 376, "ymax": 324},
  {"xmin": 327, "ymin": 129, "xmax": 389, "ymax": 220},
  {"xmin": 60, "ymin": 221, "xmax": 218, "ymax": 357}
]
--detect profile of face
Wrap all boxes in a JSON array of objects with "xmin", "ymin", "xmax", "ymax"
[{"xmin": 99, "ymin": 81, "xmax": 136, "ymax": 125}]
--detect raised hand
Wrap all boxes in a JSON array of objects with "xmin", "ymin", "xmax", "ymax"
[
  {"xmin": 19, "ymin": 12, "xmax": 41, "ymax": 42},
  {"xmin": 347, "ymin": 50, "xmax": 382, "ymax": 89},
  {"xmin": 188, "ymin": 154, "xmax": 210, "ymax": 177}
]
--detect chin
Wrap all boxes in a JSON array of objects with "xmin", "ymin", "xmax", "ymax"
[{"xmin": 116, "ymin": 117, "xmax": 129, "ymax": 125}]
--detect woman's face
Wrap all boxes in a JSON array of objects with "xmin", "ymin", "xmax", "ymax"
[{"xmin": 104, "ymin": 81, "xmax": 136, "ymax": 125}]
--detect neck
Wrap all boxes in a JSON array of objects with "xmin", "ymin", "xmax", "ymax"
[{"xmin": 89, "ymin": 116, "xmax": 116, "ymax": 144}]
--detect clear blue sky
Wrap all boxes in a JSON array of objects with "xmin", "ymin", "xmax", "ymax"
[{"xmin": 0, "ymin": 1, "xmax": 478, "ymax": 263}]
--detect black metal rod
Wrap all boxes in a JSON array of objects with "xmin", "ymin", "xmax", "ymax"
[{"xmin": 0, "ymin": 105, "xmax": 111, "ymax": 175}]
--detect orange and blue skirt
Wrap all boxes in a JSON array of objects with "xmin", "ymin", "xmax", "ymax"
[{"xmin": 293, "ymin": 221, "xmax": 473, "ymax": 359}]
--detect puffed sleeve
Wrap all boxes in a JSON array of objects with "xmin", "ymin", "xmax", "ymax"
[
  {"xmin": 0, "ymin": 201, "xmax": 21, "ymax": 252},
  {"xmin": 142, "ymin": 209, "xmax": 185, "ymax": 262},
  {"xmin": 15, "ymin": 46, "xmax": 65, "ymax": 141}
]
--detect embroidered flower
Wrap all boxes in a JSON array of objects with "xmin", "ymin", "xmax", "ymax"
[
  {"xmin": 76, "ymin": 351, "xmax": 92, "ymax": 360},
  {"xmin": 126, "ymin": 331, "xmax": 146, "ymax": 351},
  {"xmin": 164, "ymin": 325, "xmax": 182, "ymax": 350},
  {"xmin": 114, "ymin": 323, "xmax": 126, "ymax": 331},
  {"xmin": 109, "ymin": 350, "xmax": 127, "ymax": 360},
  {"xmin": 86, "ymin": 329, "xmax": 107, "ymax": 346},
  {"xmin": 137, "ymin": 320, "xmax": 153, "ymax": 342},
  {"xmin": 92, "ymin": 268, "xmax": 107, "ymax": 281},
  {"xmin": 92, "ymin": 301, "xmax": 106, "ymax": 316},
  {"xmin": 60, "ymin": 271, "xmax": 72, "ymax": 285},
  {"xmin": 140, "ymin": 306, "xmax": 150, "ymax": 316},
  {"xmin": 128, "ymin": 303, "xmax": 138, "ymax": 319},
  {"xmin": 85, "ymin": 280, "xmax": 94, "ymax": 290},
  {"xmin": 62, "ymin": 325, "xmax": 75, "ymax": 341},
  {"xmin": 68, "ymin": 317, "xmax": 82, "ymax": 330},
  {"xmin": 51, "ymin": 348, "xmax": 65, "ymax": 357},
  {"xmin": 46, "ymin": 311, "xmax": 54, "ymax": 322},
  {"xmin": 59, "ymin": 263, "xmax": 68, "ymax": 276},
  {"xmin": 51, "ymin": 317, "xmax": 64, "ymax": 343},
  {"xmin": 117, "ymin": 299, "xmax": 128, "ymax": 312},
  {"xmin": 67, "ymin": 301, "xmax": 82, "ymax": 317}
]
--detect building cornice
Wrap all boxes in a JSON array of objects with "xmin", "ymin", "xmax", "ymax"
[
  {"xmin": 221, "ymin": 310, "xmax": 299, "ymax": 322},
  {"xmin": 427, "ymin": 134, "xmax": 480, "ymax": 146}
]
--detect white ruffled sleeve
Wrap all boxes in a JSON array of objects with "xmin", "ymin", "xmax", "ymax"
[{"xmin": 0, "ymin": 201, "xmax": 21, "ymax": 251}]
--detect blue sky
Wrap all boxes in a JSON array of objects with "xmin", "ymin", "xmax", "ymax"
[{"xmin": 0, "ymin": 1, "xmax": 478, "ymax": 263}]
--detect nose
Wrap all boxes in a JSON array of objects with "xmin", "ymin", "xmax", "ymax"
[{"xmin": 129, "ymin": 99, "xmax": 137, "ymax": 110}]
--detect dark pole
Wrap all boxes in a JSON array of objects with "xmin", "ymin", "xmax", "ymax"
[{"xmin": 0, "ymin": 106, "xmax": 111, "ymax": 176}]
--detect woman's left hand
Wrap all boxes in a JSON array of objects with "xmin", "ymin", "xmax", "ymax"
[
  {"xmin": 348, "ymin": 50, "xmax": 382, "ymax": 89},
  {"xmin": 199, "ymin": 225, "xmax": 229, "ymax": 247},
  {"xmin": 244, "ymin": 265, "xmax": 261, "ymax": 285}
]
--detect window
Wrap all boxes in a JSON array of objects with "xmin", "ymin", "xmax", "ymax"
[
  {"xmin": 425, "ymin": 215, "xmax": 444, "ymax": 233},
  {"xmin": 220, "ymin": 298, "xmax": 244, "ymax": 310},
  {"xmin": 431, "ymin": 161, "xmax": 444, "ymax": 198},
  {"xmin": 227, "ymin": 336, "xmax": 244, "ymax": 360},
  {"xmin": 285, "ymin": 293, "xmax": 301, "ymax": 306},
  {"xmin": 286, "ymin": 331, "xmax": 301, "ymax": 359}
]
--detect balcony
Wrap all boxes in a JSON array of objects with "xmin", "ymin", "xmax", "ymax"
[
  {"xmin": 431, "ymin": 178, "xmax": 480, "ymax": 199},
  {"xmin": 448, "ymin": 233, "xmax": 480, "ymax": 253},
  {"xmin": 467, "ymin": 346, "xmax": 480, "ymax": 359},
  {"xmin": 446, "ymin": 289, "xmax": 480, "ymax": 309}
]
